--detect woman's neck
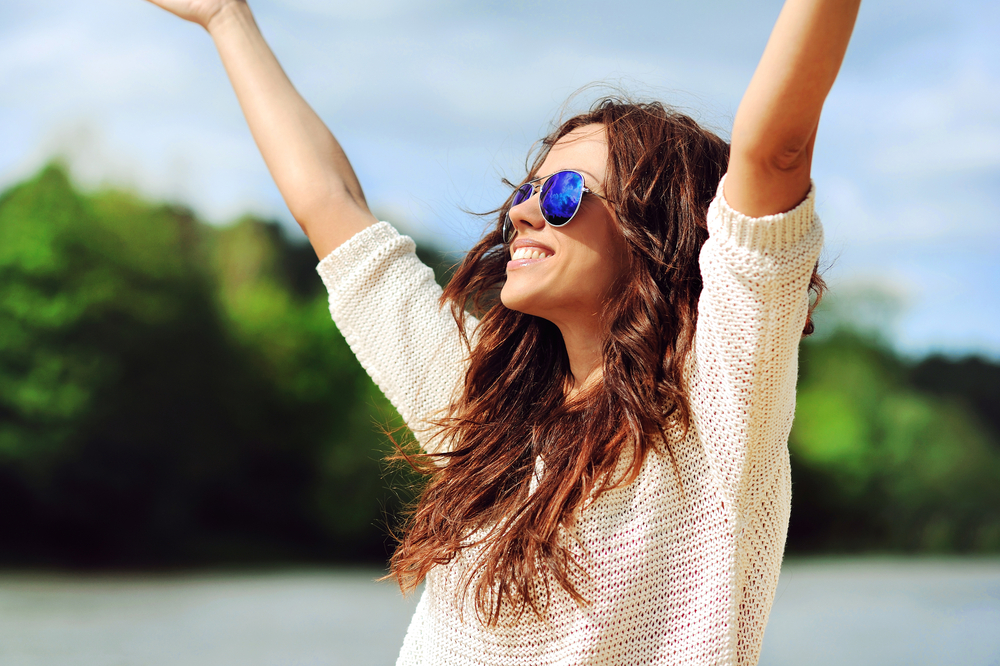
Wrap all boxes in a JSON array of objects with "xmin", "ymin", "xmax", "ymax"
[{"xmin": 555, "ymin": 315, "xmax": 606, "ymax": 399}]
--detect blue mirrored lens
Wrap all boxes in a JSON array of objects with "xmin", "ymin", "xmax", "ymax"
[
  {"xmin": 512, "ymin": 183, "xmax": 533, "ymax": 206},
  {"xmin": 540, "ymin": 171, "xmax": 584, "ymax": 226}
]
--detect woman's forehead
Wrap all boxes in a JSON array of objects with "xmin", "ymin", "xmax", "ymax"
[{"xmin": 540, "ymin": 124, "xmax": 608, "ymax": 185}]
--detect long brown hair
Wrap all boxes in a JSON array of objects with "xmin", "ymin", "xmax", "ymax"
[{"xmin": 389, "ymin": 97, "xmax": 823, "ymax": 624}]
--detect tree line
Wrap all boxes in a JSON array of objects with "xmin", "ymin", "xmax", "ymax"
[{"xmin": 0, "ymin": 164, "xmax": 997, "ymax": 568}]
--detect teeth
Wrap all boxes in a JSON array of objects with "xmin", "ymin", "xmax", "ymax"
[{"xmin": 511, "ymin": 247, "xmax": 552, "ymax": 261}]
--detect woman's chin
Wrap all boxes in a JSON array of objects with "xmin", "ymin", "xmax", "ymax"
[
  {"xmin": 500, "ymin": 285, "xmax": 544, "ymax": 316},
  {"xmin": 499, "ymin": 288, "xmax": 525, "ymax": 313}
]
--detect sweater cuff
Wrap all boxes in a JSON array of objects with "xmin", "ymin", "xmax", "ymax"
[
  {"xmin": 315, "ymin": 221, "xmax": 406, "ymax": 291},
  {"xmin": 707, "ymin": 174, "xmax": 818, "ymax": 254}
]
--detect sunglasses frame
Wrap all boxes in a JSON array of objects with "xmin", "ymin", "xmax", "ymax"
[{"xmin": 502, "ymin": 169, "xmax": 607, "ymax": 244}]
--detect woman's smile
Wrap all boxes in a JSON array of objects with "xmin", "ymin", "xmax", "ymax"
[{"xmin": 507, "ymin": 239, "xmax": 555, "ymax": 269}]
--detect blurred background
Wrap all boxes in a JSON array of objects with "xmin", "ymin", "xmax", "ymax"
[{"xmin": 1, "ymin": 0, "xmax": 998, "ymax": 664}]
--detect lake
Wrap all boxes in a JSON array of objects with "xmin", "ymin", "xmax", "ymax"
[{"xmin": 1, "ymin": 558, "xmax": 998, "ymax": 665}]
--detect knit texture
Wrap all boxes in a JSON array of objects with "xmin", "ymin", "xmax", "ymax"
[{"xmin": 317, "ymin": 176, "xmax": 823, "ymax": 665}]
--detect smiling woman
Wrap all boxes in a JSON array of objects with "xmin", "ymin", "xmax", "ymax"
[
  {"xmin": 500, "ymin": 126, "xmax": 628, "ymax": 385},
  {"xmin": 140, "ymin": 0, "xmax": 860, "ymax": 663}
]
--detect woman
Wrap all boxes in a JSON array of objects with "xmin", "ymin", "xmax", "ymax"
[{"xmin": 144, "ymin": 0, "xmax": 860, "ymax": 663}]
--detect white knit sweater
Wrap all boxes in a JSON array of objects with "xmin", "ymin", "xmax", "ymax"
[{"xmin": 317, "ymin": 177, "xmax": 823, "ymax": 666}]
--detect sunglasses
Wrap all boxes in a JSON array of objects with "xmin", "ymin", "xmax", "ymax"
[{"xmin": 502, "ymin": 169, "xmax": 607, "ymax": 244}]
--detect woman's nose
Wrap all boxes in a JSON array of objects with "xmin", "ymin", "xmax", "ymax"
[{"xmin": 507, "ymin": 192, "xmax": 545, "ymax": 238}]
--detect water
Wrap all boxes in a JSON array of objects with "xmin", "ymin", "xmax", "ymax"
[
  {"xmin": 760, "ymin": 558, "xmax": 1000, "ymax": 666},
  {"xmin": 0, "ymin": 569, "xmax": 419, "ymax": 666},
  {"xmin": 1, "ymin": 559, "xmax": 998, "ymax": 665}
]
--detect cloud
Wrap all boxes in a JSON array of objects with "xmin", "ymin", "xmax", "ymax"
[
  {"xmin": 1, "ymin": 0, "xmax": 998, "ymax": 357},
  {"xmin": 0, "ymin": 14, "xmax": 194, "ymax": 109},
  {"xmin": 873, "ymin": 128, "xmax": 1000, "ymax": 177}
]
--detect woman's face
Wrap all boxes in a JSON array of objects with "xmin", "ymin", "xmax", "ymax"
[{"xmin": 500, "ymin": 124, "xmax": 626, "ymax": 327}]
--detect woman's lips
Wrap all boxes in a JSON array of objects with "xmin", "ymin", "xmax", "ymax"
[
  {"xmin": 507, "ymin": 254, "xmax": 551, "ymax": 269},
  {"xmin": 507, "ymin": 240, "xmax": 554, "ymax": 269}
]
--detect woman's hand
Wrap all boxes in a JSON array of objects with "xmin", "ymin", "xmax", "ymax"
[
  {"xmin": 143, "ymin": 0, "xmax": 243, "ymax": 29},
  {"xmin": 726, "ymin": 0, "xmax": 862, "ymax": 217}
]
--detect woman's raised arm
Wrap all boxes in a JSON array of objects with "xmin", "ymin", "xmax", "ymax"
[
  {"xmin": 725, "ymin": 0, "xmax": 861, "ymax": 217},
  {"xmin": 145, "ymin": 0, "xmax": 377, "ymax": 258}
]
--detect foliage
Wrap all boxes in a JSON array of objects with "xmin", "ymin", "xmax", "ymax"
[
  {"xmin": 787, "ymin": 329, "xmax": 1000, "ymax": 553},
  {"xmin": 0, "ymin": 164, "xmax": 997, "ymax": 567},
  {"xmin": 0, "ymin": 164, "xmax": 414, "ymax": 566}
]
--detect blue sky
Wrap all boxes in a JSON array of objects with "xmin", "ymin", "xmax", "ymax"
[{"xmin": 2, "ymin": 0, "xmax": 998, "ymax": 359}]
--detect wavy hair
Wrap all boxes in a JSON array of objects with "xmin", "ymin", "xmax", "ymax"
[{"xmin": 388, "ymin": 97, "xmax": 823, "ymax": 624}]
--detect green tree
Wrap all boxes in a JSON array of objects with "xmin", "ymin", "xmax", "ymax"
[
  {"xmin": 787, "ymin": 328, "xmax": 1000, "ymax": 553},
  {"xmin": 0, "ymin": 164, "xmax": 410, "ymax": 566}
]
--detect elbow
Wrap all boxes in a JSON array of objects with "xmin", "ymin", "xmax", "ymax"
[
  {"xmin": 730, "ymin": 122, "xmax": 817, "ymax": 175},
  {"xmin": 286, "ymin": 186, "xmax": 370, "ymax": 232},
  {"xmin": 730, "ymin": 134, "xmax": 813, "ymax": 179},
  {"xmin": 286, "ymin": 193, "xmax": 329, "ymax": 229},
  {"xmin": 768, "ymin": 144, "xmax": 812, "ymax": 174}
]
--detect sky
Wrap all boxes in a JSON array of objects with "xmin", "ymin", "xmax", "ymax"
[{"xmin": 2, "ymin": 0, "xmax": 998, "ymax": 359}]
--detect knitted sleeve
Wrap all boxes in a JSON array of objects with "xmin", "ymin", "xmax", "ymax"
[
  {"xmin": 691, "ymin": 176, "xmax": 823, "ymax": 510},
  {"xmin": 316, "ymin": 222, "xmax": 471, "ymax": 454},
  {"xmin": 690, "ymin": 176, "xmax": 823, "ymax": 661}
]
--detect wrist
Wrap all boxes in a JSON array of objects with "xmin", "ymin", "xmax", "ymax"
[{"xmin": 205, "ymin": 0, "xmax": 250, "ymax": 35}]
